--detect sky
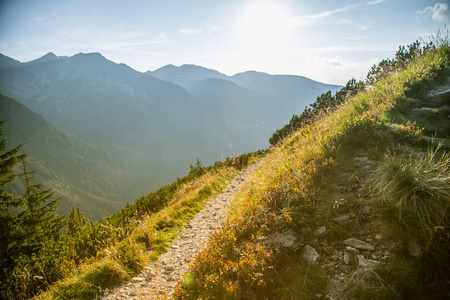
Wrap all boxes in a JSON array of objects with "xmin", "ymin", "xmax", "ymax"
[{"xmin": 0, "ymin": 0, "xmax": 448, "ymax": 85}]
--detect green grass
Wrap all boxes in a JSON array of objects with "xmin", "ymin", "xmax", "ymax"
[
  {"xmin": 33, "ymin": 165, "xmax": 242, "ymax": 299},
  {"xmin": 343, "ymin": 259, "xmax": 423, "ymax": 300},
  {"xmin": 274, "ymin": 258, "xmax": 328, "ymax": 300},
  {"xmin": 366, "ymin": 144, "xmax": 450, "ymax": 245},
  {"xmin": 173, "ymin": 35, "xmax": 450, "ymax": 300}
]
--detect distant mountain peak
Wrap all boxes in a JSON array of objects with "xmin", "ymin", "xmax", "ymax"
[
  {"xmin": 42, "ymin": 52, "xmax": 57, "ymax": 59},
  {"xmin": 32, "ymin": 52, "xmax": 59, "ymax": 63},
  {"xmin": 72, "ymin": 52, "xmax": 106, "ymax": 60}
]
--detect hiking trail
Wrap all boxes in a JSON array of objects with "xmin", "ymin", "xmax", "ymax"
[{"xmin": 101, "ymin": 162, "xmax": 260, "ymax": 299}]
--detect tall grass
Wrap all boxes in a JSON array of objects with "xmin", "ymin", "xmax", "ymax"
[{"xmin": 366, "ymin": 144, "xmax": 450, "ymax": 245}]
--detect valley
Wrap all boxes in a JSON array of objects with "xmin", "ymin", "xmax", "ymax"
[{"xmin": 0, "ymin": 52, "xmax": 341, "ymax": 219}]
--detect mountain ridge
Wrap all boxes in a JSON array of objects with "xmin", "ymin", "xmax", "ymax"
[{"xmin": 0, "ymin": 51, "xmax": 342, "ymax": 219}]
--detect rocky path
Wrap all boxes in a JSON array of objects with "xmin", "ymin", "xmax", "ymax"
[{"xmin": 101, "ymin": 163, "xmax": 260, "ymax": 299}]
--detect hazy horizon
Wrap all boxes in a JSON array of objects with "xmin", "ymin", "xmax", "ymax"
[{"xmin": 1, "ymin": 0, "xmax": 448, "ymax": 85}]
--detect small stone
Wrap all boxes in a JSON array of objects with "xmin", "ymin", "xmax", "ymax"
[
  {"xmin": 172, "ymin": 245, "xmax": 179, "ymax": 249},
  {"xmin": 375, "ymin": 233, "xmax": 383, "ymax": 240},
  {"xmin": 166, "ymin": 265, "xmax": 175, "ymax": 271},
  {"xmin": 332, "ymin": 213, "xmax": 354, "ymax": 223},
  {"xmin": 357, "ymin": 255, "xmax": 379, "ymax": 268},
  {"xmin": 343, "ymin": 252, "xmax": 350, "ymax": 265},
  {"xmin": 313, "ymin": 226, "xmax": 327, "ymax": 236},
  {"xmin": 267, "ymin": 230, "xmax": 297, "ymax": 247},
  {"xmin": 303, "ymin": 244, "xmax": 320, "ymax": 264},
  {"xmin": 346, "ymin": 246, "xmax": 359, "ymax": 254},
  {"xmin": 146, "ymin": 268, "xmax": 156, "ymax": 280},
  {"xmin": 344, "ymin": 238, "xmax": 375, "ymax": 251},
  {"xmin": 132, "ymin": 277, "xmax": 145, "ymax": 282}
]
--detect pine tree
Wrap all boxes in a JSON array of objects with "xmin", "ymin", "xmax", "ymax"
[
  {"xmin": 0, "ymin": 121, "xmax": 27, "ymax": 282},
  {"xmin": 0, "ymin": 122, "xmax": 65, "ymax": 297}
]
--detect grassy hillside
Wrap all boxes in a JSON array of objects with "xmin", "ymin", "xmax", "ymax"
[
  {"xmin": 173, "ymin": 34, "xmax": 450, "ymax": 299},
  {"xmin": 0, "ymin": 151, "xmax": 262, "ymax": 300},
  {"xmin": 3, "ymin": 33, "xmax": 449, "ymax": 299}
]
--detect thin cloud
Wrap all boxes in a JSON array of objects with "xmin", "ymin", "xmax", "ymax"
[
  {"xmin": 335, "ymin": 18, "xmax": 354, "ymax": 25},
  {"xmin": 308, "ymin": 4, "xmax": 360, "ymax": 19},
  {"xmin": 417, "ymin": 3, "xmax": 449, "ymax": 21},
  {"xmin": 367, "ymin": 0, "xmax": 384, "ymax": 5},
  {"xmin": 179, "ymin": 28, "xmax": 202, "ymax": 35},
  {"xmin": 292, "ymin": 4, "xmax": 360, "ymax": 27}
]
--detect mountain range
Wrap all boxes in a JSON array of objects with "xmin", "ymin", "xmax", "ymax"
[{"xmin": 0, "ymin": 52, "xmax": 341, "ymax": 219}]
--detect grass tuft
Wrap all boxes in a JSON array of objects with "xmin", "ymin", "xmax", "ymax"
[{"xmin": 366, "ymin": 144, "xmax": 450, "ymax": 244}]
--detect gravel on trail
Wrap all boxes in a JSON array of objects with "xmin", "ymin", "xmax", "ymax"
[{"xmin": 101, "ymin": 163, "xmax": 260, "ymax": 299}]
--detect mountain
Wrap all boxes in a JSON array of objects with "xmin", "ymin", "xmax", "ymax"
[
  {"xmin": 0, "ymin": 52, "xmax": 190, "ymax": 146},
  {"xmin": 231, "ymin": 71, "xmax": 336, "ymax": 107},
  {"xmin": 148, "ymin": 64, "xmax": 228, "ymax": 91},
  {"xmin": 0, "ymin": 94, "xmax": 136, "ymax": 219},
  {"xmin": 189, "ymin": 78, "xmax": 272, "ymax": 153},
  {"xmin": 0, "ymin": 52, "xmax": 342, "ymax": 218},
  {"xmin": 151, "ymin": 64, "xmax": 343, "ymax": 132}
]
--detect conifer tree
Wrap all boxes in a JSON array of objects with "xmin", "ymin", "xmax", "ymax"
[{"xmin": 0, "ymin": 122, "xmax": 65, "ymax": 296}]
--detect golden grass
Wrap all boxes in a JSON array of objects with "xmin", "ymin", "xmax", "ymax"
[{"xmin": 34, "ymin": 166, "xmax": 238, "ymax": 300}]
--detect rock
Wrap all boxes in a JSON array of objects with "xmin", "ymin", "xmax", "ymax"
[
  {"xmin": 303, "ymin": 244, "xmax": 320, "ymax": 264},
  {"xmin": 332, "ymin": 213, "xmax": 354, "ymax": 224},
  {"xmin": 346, "ymin": 246, "xmax": 359, "ymax": 254},
  {"xmin": 267, "ymin": 230, "xmax": 297, "ymax": 247},
  {"xmin": 132, "ymin": 277, "xmax": 145, "ymax": 282},
  {"xmin": 357, "ymin": 255, "xmax": 379, "ymax": 268},
  {"xmin": 146, "ymin": 268, "xmax": 156, "ymax": 280},
  {"xmin": 354, "ymin": 150, "xmax": 372, "ymax": 169},
  {"xmin": 313, "ymin": 226, "xmax": 327, "ymax": 236},
  {"xmin": 375, "ymin": 233, "xmax": 383, "ymax": 240},
  {"xmin": 343, "ymin": 252, "xmax": 350, "ymax": 265},
  {"xmin": 166, "ymin": 265, "xmax": 175, "ymax": 271},
  {"xmin": 344, "ymin": 238, "xmax": 375, "ymax": 251}
]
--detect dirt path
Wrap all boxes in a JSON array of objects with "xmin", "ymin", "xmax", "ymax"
[{"xmin": 101, "ymin": 162, "xmax": 260, "ymax": 299}]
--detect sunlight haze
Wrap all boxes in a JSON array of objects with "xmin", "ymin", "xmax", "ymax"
[{"xmin": 0, "ymin": 0, "xmax": 448, "ymax": 84}]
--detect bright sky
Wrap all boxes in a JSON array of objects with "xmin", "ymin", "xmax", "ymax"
[{"xmin": 0, "ymin": 0, "xmax": 448, "ymax": 85}]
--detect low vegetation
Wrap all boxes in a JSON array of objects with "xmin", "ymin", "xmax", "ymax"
[
  {"xmin": 174, "ymin": 31, "xmax": 450, "ymax": 299},
  {"xmin": 1, "ymin": 30, "xmax": 449, "ymax": 300},
  {"xmin": 0, "ymin": 129, "xmax": 265, "ymax": 299}
]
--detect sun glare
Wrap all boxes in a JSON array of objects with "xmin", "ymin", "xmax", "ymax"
[{"xmin": 236, "ymin": 1, "xmax": 292, "ymax": 57}]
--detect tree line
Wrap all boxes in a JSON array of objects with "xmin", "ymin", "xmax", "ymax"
[{"xmin": 269, "ymin": 40, "xmax": 435, "ymax": 146}]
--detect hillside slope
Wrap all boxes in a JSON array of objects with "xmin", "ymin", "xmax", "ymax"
[
  {"xmin": 4, "ymin": 37, "xmax": 448, "ymax": 300},
  {"xmin": 0, "ymin": 53, "xmax": 341, "ymax": 219},
  {"xmin": 0, "ymin": 94, "xmax": 134, "ymax": 219},
  {"xmin": 172, "ymin": 38, "xmax": 450, "ymax": 299}
]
